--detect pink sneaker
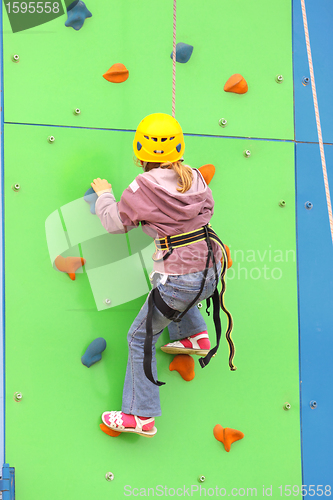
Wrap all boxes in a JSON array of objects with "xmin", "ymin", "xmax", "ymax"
[
  {"xmin": 101, "ymin": 411, "xmax": 157, "ymax": 438},
  {"xmin": 160, "ymin": 331, "xmax": 210, "ymax": 356}
]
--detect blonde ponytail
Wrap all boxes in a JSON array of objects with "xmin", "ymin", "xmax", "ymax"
[
  {"xmin": 161, "ymin": 161, "xmax": 193, "ymax": 193},
  {"xmin": 134, "ymin": 158, "xmax": 193, "ymax": 193}
]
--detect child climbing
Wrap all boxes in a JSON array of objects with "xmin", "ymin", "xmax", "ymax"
[{"xmin": 91, "ymin": 113, "xmax": 232, "ymax": 438}]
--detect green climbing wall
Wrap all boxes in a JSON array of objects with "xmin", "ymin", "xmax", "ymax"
[{"xmin": 3, "ymin": 0, "xmax": 301, "ymax": 498}]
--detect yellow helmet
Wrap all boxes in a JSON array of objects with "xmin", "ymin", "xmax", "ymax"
[{"xmin": 133, "ymin": 113, "xmax": 185, "ymax": 163}]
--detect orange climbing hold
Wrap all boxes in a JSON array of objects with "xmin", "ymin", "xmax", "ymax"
[
  {"xmin": 169, "ymin": 354, "xmax": 195, "ymax": 381},
  {"xmin": 100, "ymin": 423, "xmax": 121, "ymax": 437},
  {"xmin": 225, "ymin": 245, "xmax": 233, "ymax": 268},
  {"xmin": 224, "ymin": 74, "xmax": 248, "ymax": 94},
  {"xmin": 54, "ymin": 256, "xmax": 86, "ymax": 281},
  {"xmin": 199, "ymin": 164, "xmax": 216, "ymax": 185},
  {"xmin": 213, "ymin": 424, "xmax": 244, "ymax": 452},
  {"xmin": 103, "ymin": 63, "xmax": 129, "ymax": 83}
]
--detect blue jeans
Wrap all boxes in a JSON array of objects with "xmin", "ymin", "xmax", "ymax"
[{"xmin": 121, "ymin": 263, "xmax": 221, "ymax": 417}]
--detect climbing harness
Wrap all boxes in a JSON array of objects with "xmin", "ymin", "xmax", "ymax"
[{"xmin": 144, "ymin": 224, "xmax": 236, "ymax": 386}]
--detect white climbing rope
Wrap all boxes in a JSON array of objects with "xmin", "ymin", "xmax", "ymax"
[
  {"xmin": 172, "ymin": 0, "xmax": 176, "ymax": 118},
  {"xmin": 300, "ymin": 0, "xmax": 333, "ymax": 245}
]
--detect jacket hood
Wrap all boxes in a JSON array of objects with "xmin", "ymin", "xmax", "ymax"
[{"xmin": 135, "ymin": 167, "xmax": 211, "ymax": 222}]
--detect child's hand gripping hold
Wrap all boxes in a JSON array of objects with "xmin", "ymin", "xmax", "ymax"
[{"xmin": 91, "ymin": 178, "xmax": 112, "ymax": 197}]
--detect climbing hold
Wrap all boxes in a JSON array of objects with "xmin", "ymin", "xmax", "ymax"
[
  {"xmin": 84, "ymin": 187, "xmax": 98, "ymax": 214},
  {"xmin": 81, "ymin": 337, "xmax": 107, "ymax": 367},
  {"xmin": 213, "ymin": 424, "xmax": 244, "ymax": 452},
  {"xmin": 55, "ymin": 255, "xmax": 86, "ymax": 280},
  {"xmin": 65, "ymin": 1, "xmax": 92, "ymax": 31},
  {"xmin": 198, "ymin": 164, "xmax": 216, "ymax": 185},
  {"xmin": 103, "ymin": 63, "xmax": 129, "ymax": 83},
  {"xmin": 100, "ymin": 423, "xmax": 121, "ymax": 437},
  {"xmin": 170, "ymin": 42, "xmax": 194, "ymax": 63},
  {"xmin": 169, "ymin": 354, "xmax": 195, "ymax": 381},
  {"xmin": 224, "ymin": 74, "xmax": 248, "ymax": 94},
  {"xmin": 224, "ymin": 245, "xmax": 233, "ymax": 269}
]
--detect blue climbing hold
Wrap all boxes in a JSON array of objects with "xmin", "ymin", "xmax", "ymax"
[
  {"xmin": 84, "ymin": 187, "xmax": 98, "ymax": 214},
  {"xmin": 170, "ymin": 42, "xmax": 194, "ymax": 64},
  {"xmin": 81, "ymin": 338, "xmax": 107, "ymax": 368},
  {"xmin": 65, "ymin": 0, "xmax": 92, "ymax": 31}
]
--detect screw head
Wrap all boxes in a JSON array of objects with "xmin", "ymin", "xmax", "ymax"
[
  {"xmin": 197, "ymin": 302, "xmax": 202, "ymax": 309},
  {"xmin": 279, "ymin": 200, "xmax": 286, "ymax": 208},
  {"xmin": 305, "ymin": 201, "xmax": 313, "ymax": 210},
  {"xmin": 243, "ymin": 150, "xmax": 251, "ymax": 158},
  {"xmin": 48, "ymin": 136, "xmax": 55, "ymax": 143},
  {"xmin": 276, "ymin": 75, "xmax": 284, "ymax": 83},
  {"xmin": 14, "ymin": 392, "xmax": 22, "ymax": 402},
  {"xmin": 105, "ymin": 472, "xmax": 114, "ymax": 482},
  {"xmin": 199, "ymin": 476, "xmax": 206, "ymax": 483},
  {"xmin": 310, "ymin": 400, "xmax": 317, "ymax": 409},
  {"xmin": 302, "ymin": 77, "xmax": 310, "ymax": 86},
  {"xmin": 104, "ymin": 298, "xmax": 111, "ymax": 306},
  {"xmin": 218, "ymin": 118, "xmax": 228, "ymax": 128},
  {"xmin": 11, "ymin": 54, "xmax": 20, "ymax": 63},
  {"xmin": 283, "ymin": 402, "xmax": 291, "ymax": 411},
  {"xmin": 73, "ymin": 108, "xmax": 81, "ymax": 115},
  {"xmin": 12, "ymin": 183, "xmax": 21, "ymax": 192}
]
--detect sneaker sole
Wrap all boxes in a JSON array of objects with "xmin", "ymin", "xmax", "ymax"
[{"xmin": 160, "ymin": 346, "xmax": 209, "ymax": 356}]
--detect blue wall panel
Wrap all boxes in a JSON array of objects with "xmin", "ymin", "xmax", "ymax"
[
  {"xmin": 293, "ymin": 0, "xmax": 333, "ymax": 144},
  {"xmin": 296, "ymin": 142, "xmax": 333, "ymax": 489}
]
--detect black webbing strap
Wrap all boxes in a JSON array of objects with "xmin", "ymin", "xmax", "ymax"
[
  {"xmin": 144, "ymin": 289, "xmax": 166, "ymax": 386},
  {"xmin": 199, "ymin": 287, "xmax": 221, "ymax": 367}
]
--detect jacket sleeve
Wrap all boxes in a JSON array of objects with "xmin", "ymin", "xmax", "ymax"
[
  {"xmin": 95, "ymin": 192, "xmax": 138, "ymax": 234},
  {"xmin": 95, "ymin": 187, "xmax": 141, "ymax": 234}
]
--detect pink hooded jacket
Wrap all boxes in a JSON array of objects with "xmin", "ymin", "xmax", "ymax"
[{"xmin": 95, "ymin": 166, "xmax": 222, "ymax": 275}]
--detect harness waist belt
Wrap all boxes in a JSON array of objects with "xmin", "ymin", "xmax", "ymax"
[{"xmin": 154, "ymin": 226, "xmax": 223, "ymax": 252}]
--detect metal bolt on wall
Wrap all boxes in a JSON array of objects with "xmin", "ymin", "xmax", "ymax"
[
  {"xmin": 48, "ymin": 136, "xmax": 55, "ymax": 143},
  {"xmin": 218, "ymin": 118, "xmax": 228, "ymax": 128},
  {"xmin": 13, "ymin": 392, "xmax": 22, "ymax": 402},
  {"xmin": 243, "ymin": 150, "xmax": 251, "ymax": 158},
  {"xmin": 283, "ymin": 402, "xmax": 291, "ymax": 411},
  {"xmin": 105, "ymin": 472, "xmax": 114, "ymax": 482},
  {"xmin": 11, "ymin": 54, "xmax": 19, "ymax": 62},
  {"xmin": 12, "ymin": 184, "xmax": 20, "ymax": 192}
]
